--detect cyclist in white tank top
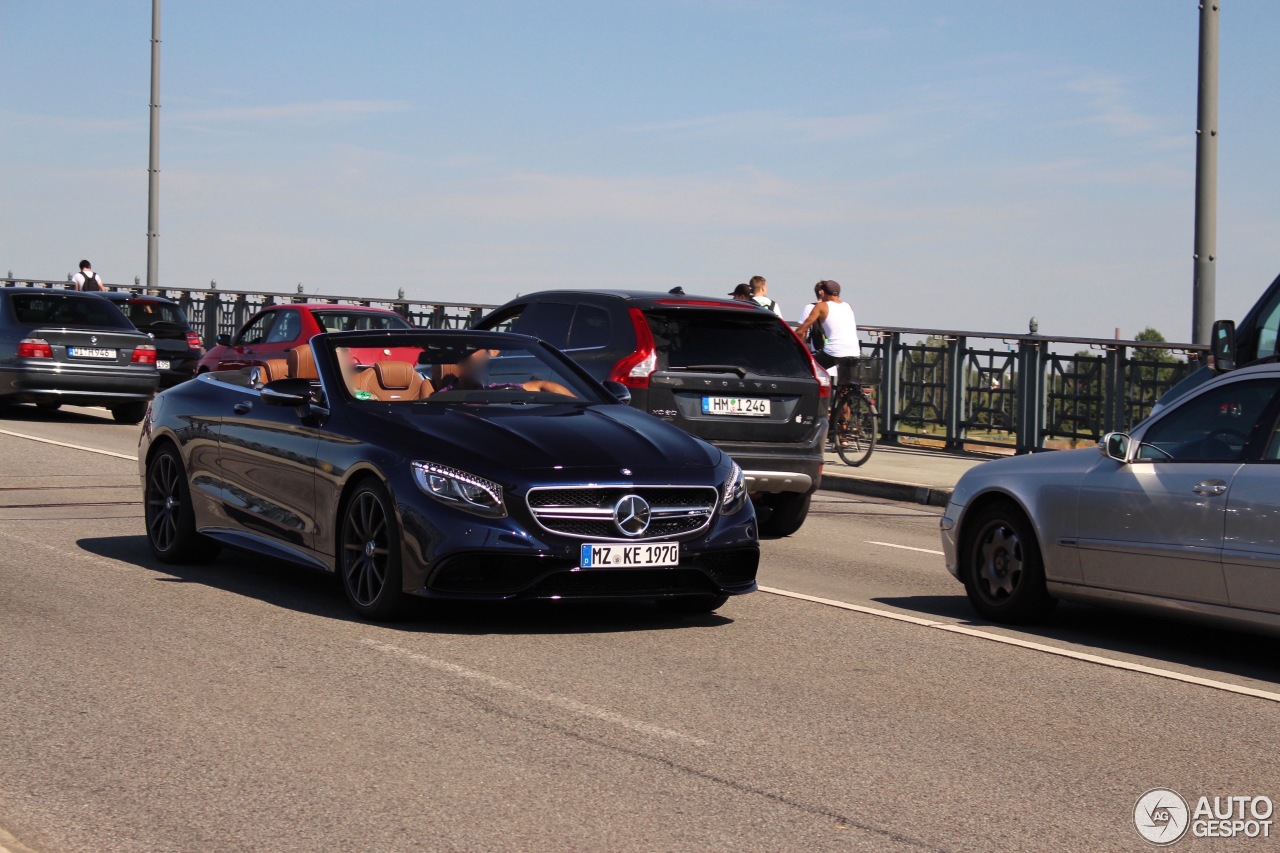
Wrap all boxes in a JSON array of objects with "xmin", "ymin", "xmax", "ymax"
[{"xmin": 796, "ymin": 279, "xmax": 860, "ymax": 368}]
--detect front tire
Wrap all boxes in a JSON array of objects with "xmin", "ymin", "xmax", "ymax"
[
  {"xmin": 961, "ymin": 502, "xmax": 1055, "ymax": 623},
  {"xmin": 338, "ymin": 481, "xmax": 408, "ymax": 621},
  {"xmin": 145, "ymin": 445, "xmax": 219, "ymax": 563},
  {"xmin": 112, "ymin": 402, "xmax": 148, "ymax": 424},
  {"xmin": 756, "ymin": 492, "xmax": 812, "ymax": 537}
]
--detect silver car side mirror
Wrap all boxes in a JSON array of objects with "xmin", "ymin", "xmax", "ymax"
[{"xmin": 1100, "ymin": 431, "xmax": 1130, "ymax": 463}]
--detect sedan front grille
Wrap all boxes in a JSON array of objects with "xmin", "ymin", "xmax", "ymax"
[{"xmin": 526, "ymin": 485, "xmax": 718, "ymax": 541}]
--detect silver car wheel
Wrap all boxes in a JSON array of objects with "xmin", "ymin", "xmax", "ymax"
[{"xmin": 974, "ymin": 521, "xmax": 1022, "ymax": 603}]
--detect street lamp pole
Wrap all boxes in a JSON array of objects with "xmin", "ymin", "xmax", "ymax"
[
  {"xmin": 146, "ymin": 0, "xmax": 161, "ymax": 289},
  {"xmin": 1192, "ymin": 1, "xmax": 1219, "ymax": 345}
]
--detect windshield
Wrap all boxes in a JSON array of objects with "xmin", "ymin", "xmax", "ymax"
[
  {"xmin": 321, "ymin": 332, "xmax": 603, "ymax": 405},
  {"xmin": 119, "ymin": 299, "xmax": 189, "ymax": 327},
  {"xmin": 313, "ymin": 310, "xmax": 412, "ymax": 333}
]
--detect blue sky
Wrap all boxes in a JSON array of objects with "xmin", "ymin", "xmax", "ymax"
[{"xmin": 3, "ymin": 1, "xmax": 1278, "ymax": 342}]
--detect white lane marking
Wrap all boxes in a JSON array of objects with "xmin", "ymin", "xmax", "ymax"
[
  {"xmin": 864, "ymin": 540, "xmax": 944, "ymax": 556},
  {"xmin": 0, "ymin": 428, "xmax": 137, "ymax": 461},
  {"xmin": 361, "ymin": 638, "xmax": 711, "ymax": 746},
  {"xmin": 759, "ymin": 586, "xmax": 1280, "ymax": 705},
  {"xmin": 0, "ymin": 826, "xmax": 39, "ymax": 853}
]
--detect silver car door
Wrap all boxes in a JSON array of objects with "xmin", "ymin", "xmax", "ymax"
[
  {"xmin": 1076, "ymin": 376, "xmax": 1280, "ymax": 604},
  {"xmin": 1222, "ymin": 413, "xmax": 1280, "ymax": 613}
]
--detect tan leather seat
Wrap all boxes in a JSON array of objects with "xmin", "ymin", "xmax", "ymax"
[
  {"xmin": 431, "ymin": 362, "xmax": 463, "ymax": 388},
  {"xmin": 288, "ymin": 345, "xmax": 318, "ymax": 380},
  {"xmin": 255, "ymin": 358, "xmax": 290, "ymax": 383},
  {"xmin": 355, "ymin": 361, "xmax": 433, "ymax": 401}
]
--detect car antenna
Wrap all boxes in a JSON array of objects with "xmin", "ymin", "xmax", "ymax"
[{"xmin": 668, "ymin": 286, "xmax": 685, "ymax": 295}]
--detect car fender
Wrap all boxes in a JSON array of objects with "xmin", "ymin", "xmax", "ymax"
[{"xmin": 951, "ymin": 459, "xmax": 1089, "ymax": 585}]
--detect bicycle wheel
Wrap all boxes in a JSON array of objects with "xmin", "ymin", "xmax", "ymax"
[{"xmin": 836, "ymin": 391, "xmax": 877, "ymax": 467}]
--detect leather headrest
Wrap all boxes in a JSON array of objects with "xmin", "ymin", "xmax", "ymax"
[
  {"xmin": 258, "ymin": 359, "xmax": 290, "ymax": 383},
  {"xmin": 373, "ymin": 361, "xmax": 415, "ymax": 390},
  {"xmin": 288, "ymin": 345, "xmax": 318, "ymax": 380}
]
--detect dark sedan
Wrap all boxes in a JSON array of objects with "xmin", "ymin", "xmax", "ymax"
[
  {"xmin": 100, "ymin": 292, "xmax": 203, "ymax": 388},
  {"xmin": 0, "ymin": 287, "xmax": 158, "ymax": 423},
  {"xmin": 140, "ymin": 330, "xmax": 758, "ymax": 620}
]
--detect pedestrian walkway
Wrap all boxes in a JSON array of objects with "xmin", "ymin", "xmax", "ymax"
[{"xmin": 818, "ymin": 444, "xmax": 994, "ymax": 506}]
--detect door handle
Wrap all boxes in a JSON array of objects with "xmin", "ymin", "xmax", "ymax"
[
  {"xmin": 1192, "ymin": 480, "xmax": 1228, "ymax": 496},
  {"xmin": 233, "ymin": 401, "xmax": 252, "ymax": 415}
]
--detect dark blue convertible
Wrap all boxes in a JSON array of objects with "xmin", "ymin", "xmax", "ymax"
[{"xmin": 139, "ymin": 329, "xmax": 758, "ymax": 619}]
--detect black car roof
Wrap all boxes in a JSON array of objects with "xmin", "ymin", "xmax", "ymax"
[
  {"xmin": 506, "ymin": 289, "xmax": 765, "ymax": 310},
  {"xmin": 99, "ymin": 291, "xmax": 179, "ymax": 306}
]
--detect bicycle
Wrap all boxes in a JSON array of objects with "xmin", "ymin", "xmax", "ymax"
[{"xmin": 827, "ymin": 357, "xmax": 881, "ymax": 467}]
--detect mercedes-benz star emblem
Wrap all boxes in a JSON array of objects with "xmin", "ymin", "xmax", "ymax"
[
  {"xmin": 613, "ymin": 494, "xmax": 651, "ymax": 537},
  {"xmin": 90, "ymin": 335, "xmax": 97, "ymax": 344}
]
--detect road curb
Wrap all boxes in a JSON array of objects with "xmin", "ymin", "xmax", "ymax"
[{"xmin": 818, "ymin": 472, "xmax": 952, "ymax": 507}]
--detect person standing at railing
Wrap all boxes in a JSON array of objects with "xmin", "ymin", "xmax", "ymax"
[
  {"xmin": 795, "ymin": 279, "xmax": 859, "ymax": 373},
  {"xmin": 72, "ymin": 260, "xmax": 104, "ymax": 292}
]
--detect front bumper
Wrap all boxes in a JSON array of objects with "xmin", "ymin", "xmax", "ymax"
[
  {"xmin": 940, "ymin": 499, "xmax": 962, "ymax": 580},
  {"xmin": 395, "ymin": 487, "xmax": 760, "ymax": 601}
]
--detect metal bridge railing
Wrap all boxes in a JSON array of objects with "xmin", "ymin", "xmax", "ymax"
[
  {"xmin": 1, "ymin": 278, "xmax": 497, "ymax": 348},
  {"xmin": 3, "ymin": 278, "xmax": 1204, "ymax": 453},
  {"xmin": 860, "ymin": 326, "xmax": 1206, "ymax": 453}
]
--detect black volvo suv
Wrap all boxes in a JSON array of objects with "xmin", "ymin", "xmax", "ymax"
[{"xmin": 475, "ymin": 290, "xmax": 829, "ymax": 535}]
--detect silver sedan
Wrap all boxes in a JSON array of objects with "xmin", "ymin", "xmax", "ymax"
[{"xmin": 941, "ymin": 362, "xmax": 1280, "ymax": 635}]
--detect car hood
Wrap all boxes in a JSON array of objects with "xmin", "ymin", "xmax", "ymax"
[
  {"xmin": 950, "ymin": 447, "xmax": 1101, "ymax": 507},
  {"xmin": 361, "ymin": 402, "xmax": 722, "ymax": 474}
]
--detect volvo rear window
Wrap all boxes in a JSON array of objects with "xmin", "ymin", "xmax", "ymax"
[
  {"xmin": 8, "ymin": 293, "xmax": 134, "ymax": 328},
  {"xmin": 643, "ymin": 309, "xmax": 813, "ymax": 379}
]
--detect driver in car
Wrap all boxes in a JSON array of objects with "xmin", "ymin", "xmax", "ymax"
[{"xmin": 436, "ymin": 349, "xmax": 575, "ymax": 397}]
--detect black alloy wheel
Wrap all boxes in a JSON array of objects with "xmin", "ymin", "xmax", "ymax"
[
  {"xmin": 756, "ymin": 492, "xmax": 812, "ymax": 538},
  {"xmin": 339, "ymin": 481, "xmax": 407, "ymax": 620},
  {"xmin": 145, "ymin": 446, "xmax": 217, "ymax": 563}
]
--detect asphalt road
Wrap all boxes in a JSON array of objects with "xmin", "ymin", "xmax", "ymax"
[{"xmin": 3, "ymin": 403, "xmax": 1280, "ymax": 852}]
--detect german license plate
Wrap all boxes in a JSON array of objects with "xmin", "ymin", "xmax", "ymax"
[
  {"xmin": 580, "ymin": 542, "xmax": 679, "ymax": 568},
  {"xmin": 156, "ymin": 359, "xmax": 171, "ymax": 370},
  {"xmin": 702, "ymin": 396, "xmax": 770, "ymax": 417},
  {"xmin": 68, "ymin": 347, "xmax": 117, "ymax": 359}
]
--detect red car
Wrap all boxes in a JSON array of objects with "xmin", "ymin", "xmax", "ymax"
[{"xmin": 196, "ymin": 304, "xmax": 416, "ymax": 373}]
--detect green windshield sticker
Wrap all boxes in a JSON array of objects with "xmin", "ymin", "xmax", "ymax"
[{"xmin": 354, "ymin": 390, "xmax": 377, "ymax": 401}]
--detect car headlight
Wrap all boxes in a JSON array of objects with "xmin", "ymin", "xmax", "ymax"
[
  {"xmin": 721, "ymin": 461, "xmax": 747, "ymax": 514},
  {"xmin": 412, "ymin": 462, "xmax": 506, "ymax": 518}
]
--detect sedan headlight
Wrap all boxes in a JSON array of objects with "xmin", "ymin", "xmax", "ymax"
[
  {"xmin": 721, "ymin": 461, "xmax": 747, "ymax": 514},
  {"xmin": 412, "ymin": 462, "xmax": 506, "ymax": 518}
]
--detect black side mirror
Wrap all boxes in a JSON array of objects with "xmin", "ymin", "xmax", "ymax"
[
  {"xmin": 261, "ymin": 378, "xmax": 313, "ymax": 407},
  {"xmin": 1209, "ymin": 319, "xmax": 1236, "ymax": 373},
  {"xmin": 601, "ymin": 380, "xmax": 632, "ymax": 405},
  {"xmin": 215, "ymin": 333, "xmax": 232, "ymax": 347}
]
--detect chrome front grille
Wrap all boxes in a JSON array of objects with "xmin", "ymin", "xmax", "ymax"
[{"xmin": 526, "ymin": 485, "xmax": 719, "ymax": 541}]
